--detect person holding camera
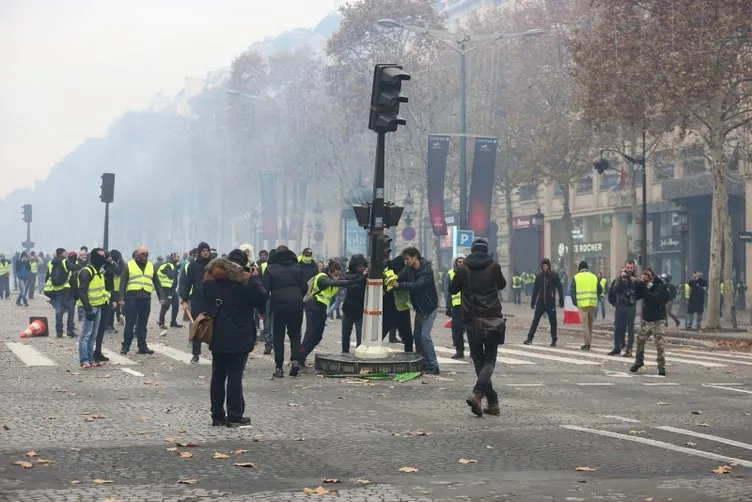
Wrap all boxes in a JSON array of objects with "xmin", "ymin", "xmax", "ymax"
[
  {"xmin": 630, "ymin": 267, "xmax": 668, "ymax": 376},
  {"xmin": 607, "ymin": 259, "xmax": 639, "ymax": 356}
]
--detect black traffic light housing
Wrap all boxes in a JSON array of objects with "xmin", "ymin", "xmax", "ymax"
[
  {"xmin": 375, "ymin": 233, "xmax": 392, "ymax": 269},
  {"xmin": 352, "ymin": 203, "xmax": 404, "ymax": 229},
  {"xmin": 22, "ymin": 204, "xmax": 32, "ymax": 223},
  {"xmin": 593, "ymin": 157, "xmax": 610, "ymax": 175},
  {"xmin": 368, "ymin": 64, "xmax": 410, "ymax": 133},
  {"xmin": 101, "ymin": 173, "xmax": 115, "ymax": 203}
]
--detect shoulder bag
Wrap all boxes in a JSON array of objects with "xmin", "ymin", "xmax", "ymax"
[
  {"xmin": 189, "ymin": 298, "xmax": 223, "ymax": 345},
  {"xmin": 466, "ymin": 269, "xmax": 506, "ymax": 345}
]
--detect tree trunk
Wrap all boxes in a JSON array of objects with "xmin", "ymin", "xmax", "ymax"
[
  {"xmin": 504, "ymin": 182, "xmax": 515, "ymax": 301},
  {"xmin": 705, "ymin": 152, "xmax": 726, "ymax": 330},
  {"xmin": 721, "ymin": 192, "xmax": 737, "ymax": 329},
  {"xmin": 561, "ymin": 183, "xmax": 575, "ymax": 280}
]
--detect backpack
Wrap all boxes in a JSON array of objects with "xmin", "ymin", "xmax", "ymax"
[
  {"xmin": 50, "ymin": 261, "xmax": 68, "ymax": 287},
  {"xmin": 303, "ymin": 274, "xmax": 323, "ymax": 303},
  {"xmin": 666, "ymin": 283, "xmax": 677, "ymax": 302}
]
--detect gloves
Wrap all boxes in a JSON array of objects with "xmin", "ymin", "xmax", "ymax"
[
  {"xmin": 445, "ymin": 308, "xmax": 452, "ymax": 317},
  {"xmin": 85, "ymin": 310, "xmax": 96, "ymax": 321},
  {"xmin": 530, "ymin": 303, "xmax": 535, "ymax": 310},
  {"xmin": 646, "ymin": 282, "xmax": 654, "ymax": 290}
]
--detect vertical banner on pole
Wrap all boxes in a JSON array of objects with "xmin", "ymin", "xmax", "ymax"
[
  {"xmin": 427, "ymin": 135, "xmax": 450, "ymax": 236},
  {"xmin": 467, "ymin": 137, "xmax": 498, "ymax": 238},
  {"xmin": 260, "ymin": 172, "xmax": 279, "ymax": 243}
]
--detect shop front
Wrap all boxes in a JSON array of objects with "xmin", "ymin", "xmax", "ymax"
[
  {"xmin": 550, "ymin": 214, "xmax": 613, "ymax": 281},
  {"xmin": 511, "ymin": 215, "xmax": 542, "ymax": 276},
  {"xmin": 652, "ymin": 211, "xmax": 686, "ymax": 282}
]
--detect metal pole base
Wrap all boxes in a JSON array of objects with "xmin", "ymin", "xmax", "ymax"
[
  {"xmin": 354, "ymin": 280, "xmax": 388, "ymax": 360},
  {"xmin": 353, "ymin": 344, "xmax": 389, "ymax": 359}
]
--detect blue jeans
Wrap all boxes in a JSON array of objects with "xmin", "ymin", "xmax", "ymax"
[
  {"xmin": 79, "ymin": 307, "xmax": 101, "ymax": 364},
  {"xmin": 262, "ymin": 301, "xmax": 273, "ymax": 349},
  {"xmin": 613, "ymin": 305, "xmax": 636, "ymax": 351},
  {"xmin": 16, "ymin": 279, "xmax": 29, "ymax": 305},
  {"xmin": 413, "ymin": 310, "xmax": 439, "ymax": 371},
  {"xmin": 327, "ymin": 294, "xmax": 343, "ymax": 318},
  {"xmin": 686, "ymin": 312, "xmax": 702, "ymax": 329},
  {"xmin": 597, "ymin": 297, "xmax": 606, "ymax": 319}
]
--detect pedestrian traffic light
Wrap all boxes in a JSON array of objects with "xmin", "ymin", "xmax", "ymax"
[
  {"xmin": 100, "ymin": 173, "xmax": 115, "ymax": 203},
  {"xmin": 375, "ymin": 233, "xmax": 392, "ymax": 269},
  {"xmin": 22, "ymin": 204, "xmax": 32, "ymax": 223},
  {"xmin": 368, "ymin": 64, "xmax": 410, "ymax": 133},
  {"xmin": 593, "ymin": 157, "xmax": 610, "ymax": 175}
]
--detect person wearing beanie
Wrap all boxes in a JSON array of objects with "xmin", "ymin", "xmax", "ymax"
[
  {"xmin": 107, "ymin": 249, "xmax": 124, "ymax": 329},
  {"xmin": 180, "ymin": 242, "xmax": 212, "ymax": 363},
  {"xmin": 446, "ymin": 255, "xmax": 466, "ymax": 359},
  {"xmin": 44, "ymin": 248, "xmax": 76, "ymax": 337},
  {"xmin": 448, "ymin": 236, "xmax": 506, "ymax": 416},
  {"xmin": 570, "ymin": 260, "xmax": 602, "ymax": 350},
  {"xmin": 524, "ymin": 258, "xmax": 564, "ymax": 347},
  {"xmin": 75, "ymin": 248, "xmax": 109, "ymax": 368},
  {"xmin": 93, "ymin": 250, "xmax": 122, "ymax": 362}
]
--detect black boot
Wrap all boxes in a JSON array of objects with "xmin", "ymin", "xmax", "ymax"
[
  {"xmin": 483, "ymin": 393, "xmax": 500, "ymax": 416},
  {"xmin": 451, "ymin": 350, "xmax": 464, "ymax": 360},
  {"xmin": 630, "ymin": 344, "xmax": 645, "ymax": 373},
  {"xmin": 550, "ymin": 338, "xmax": 557, "ymax": 347},
  {"xmin": 466, "ymin": 392, "xmax": 483, "ymax": 417}
]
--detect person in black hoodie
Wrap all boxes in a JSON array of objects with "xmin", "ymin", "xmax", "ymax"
[
  {"xmin": 93, "ymin": 250, "xmax": 121, "ymax": 363},
  {"xmin": 180, "ymin": 241, "xmax": 211, "ymax": 363},
  {"xmin": 263, "ymin": 245, "xmax": 308, "ymax": 378},
  {"xmin": 297, "ymin": 247, "xmax": 318, "ymax": 284},
  {"xmin": 203, "ymin": 250, "xmax": 267, "ymax": 426},
  {"xmin": 448, "ymin": 237, "xmax": 506, "ymax": 416},
  {"xmin": 630, "ymin": 267, "xmax": 668, "ymax": 376},
  {"xmin": 341, "ymin": 254, "xmax": 368, "ymax": 353},
  {"xmin": 524, "ymin": 258, "xmax": 564, "ymax": 347}
]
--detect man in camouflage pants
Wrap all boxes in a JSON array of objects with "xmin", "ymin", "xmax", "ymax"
[{"xmin": 629, "ymin": 268, "xmax": 668, "ymax": 377}]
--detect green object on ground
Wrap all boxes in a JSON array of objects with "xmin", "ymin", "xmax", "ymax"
[{"xmin": 393, "ymin": 372, "xmax": 422, "ymax": 382}]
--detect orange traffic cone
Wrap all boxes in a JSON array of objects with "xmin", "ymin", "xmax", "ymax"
[
  {"xmin": 562, "ymin": 295, "xmax": 581, "ymax": 325},
  {"xmin": 444, "ymin": 319, "xmax": 452, "ymax": 329},
  {"xmin": 20, "ymin": 317, "xmax": 48, "ymax": 338}
]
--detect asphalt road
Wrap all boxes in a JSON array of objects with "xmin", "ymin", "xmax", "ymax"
[{"xmin": 1, "ymin": 296, "xmax": 750, "ymax": 501}]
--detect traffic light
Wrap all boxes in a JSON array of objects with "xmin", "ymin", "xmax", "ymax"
[
  {"xmin": 368, "ymin": 64, "xmax": 410, "ymax": 133},
  {"xmin": 375, "ymin": 233, "xmax": 392, "ymax": 269},
  {"xmin": 22, "ymin": 204, "xmax": 32, "ymax": 223},
  {"xmin": 101, "ymin": 173, "xmax": 115, "ymax": 203},
  {"xmin": 593, "ymin": 157, "xmax": 610, "ymax": 175}
]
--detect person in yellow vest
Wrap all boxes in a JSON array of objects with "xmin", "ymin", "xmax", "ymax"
[
  {"xmin": 106, "ymin": 249, "xmax": 124, "ymax": 330},
  {"xmin": 27, "ymin": 251, "xmax": 39, "ymax": 300},
  {"xmin": 523, "ymin": 270, "xmax": 535, "ymax": 297},
  {"xmin": 297, "ymin": 247, "xmax": 318, "ymax": 284},
  {"xmin": 571, "ymin": 260, "xmax": 602, "ymax": 350},
  {"xmin": 0, "ymin": 253, "xmax": 10, "ymax": 300},
  {"xmin": 76, "ymin": 248, "xmax": 109, "ymax": 368},
  {"xmin": 596, "ymin": 272, "xmax": 608, "ymax": 320},
  {"xmin": 446, "ymin": 255, "xmax": 466, "ymax": 359},
  {"xmin": 511, "ymin": 271, "xmax": 523, "ymax": 305},
  {"xmin": 44, "ymin": 248, "xmax": 76, "ymax": 337},
  {"xmin": 383, "ymin": 256, "xmax": 413, "ymax": 351},
  {"xmin": 157, "ymin": 253, "xmax": 183, "ymax": 329},
  {"xmin": 295, "ymin": 261, "xmax": 360, "ymax": 368},
  {"xmin": 118, "ymin": 246, "xmax": 164, "ymax": 355}
]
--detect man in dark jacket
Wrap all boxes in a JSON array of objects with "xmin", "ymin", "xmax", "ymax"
[
  {"xmin": 607, "ymin": 259, "xmax": 639, "ymax": 356},
  {"xmin": 297, "ymin": 247, "xmax": 318, "ymax": 284},
  {"xmin": 448, "ymin": 238, "xmax": 506, "ymax": 417},
  {"xmin": 263, "ymin": 245, "xmax": 308, "ymax": 378},
  {"xmin": 686, "ymin": 271, "xmax": 707, "ymax": 329},
  {"xmin": 630, "ymin": 268, "xmax": 668, "ymax": 376},
  {"xmin": 341, "ymin": 254, "xmax": 368, "ymax": 353},
  {"xmin": 203, "ymin": 251, "xmax": 267, "ymax": 427},
  {"xmin": 93, "ymin": 251, "xmax": 121, "ymax": 363},
  {"xmin": 180, "ymin": 242, "xmax": 211, "ymax": 363},
  {"xmin": 524, "ymin": 258, "xmax": 564, "ymax": 347},
  {"xmin": 446, "ymin": 255, "xmax": 466, "ymax": 359},
  {"xmin": 392, "ymin": 247, "xmax": 440, "ymax": 374}
]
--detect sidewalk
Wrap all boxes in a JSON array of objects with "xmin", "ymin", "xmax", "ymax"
[{"xmin": 501, "ymin": 300, "xmax": 752, "ymax": 346}]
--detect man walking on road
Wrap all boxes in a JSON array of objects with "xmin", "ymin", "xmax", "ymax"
[
  {"xmin": 180, "ymin": 242, "xmax": 211, "ymax": 363},
  {"xmin": 523, "ymin": 258, "xmax": 564, "ymax": 347},
  {"xmin": 571, "ymin": 261, "xmax": 602, "ymax": 351},
  {"xmin": 630, "ymin": 267, "xmax": 668, "ymax": 376},
  {"xmin": 607, "ymin": 260, "xmax": 638, "ymax": 357},
  {"xmin": 119, "ymin": 247, "xmax": 164, "ymax": 355}
]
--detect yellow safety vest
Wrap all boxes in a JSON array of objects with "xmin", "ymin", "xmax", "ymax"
[
  {"xmin": 76, "ymin": 266, "xmax": 109, "ymax": 307},
  {"xmin": 126, "ymin": 260, "xmax": 154, "ymax": 294},
  {"xmin": 684, "ymin": 283, "xmax": 690, "ymax": 297},
  {"xmin": 599, "ymin": 278, "xmax": 607, "ymax": 297},
  {"xmin": 44, "ymin": 260, "xmax": 71, "ymax": 292},
  {"xmin": 0, "ymin": 261, "xmax": 9, "ymax": 276},
  {"xmin": 512, "ymin": 275, "xmax": 522, "ymax": 289},
  {"xmin": 158, "ymin": 262, "xmax": 176, "ymax": 289},
  {"xmin": 574, "ymin": 270, "xmax": 598, "ymax": 308},
  {"xmin": 113, "ymin": 274, "xmax": 121, "ymax": 293},
  {"xmin": 30, "ymin": 261, "xmax": 38, "ymax": 274},
  {"xmin": 448, "ymin": 269, "xmax": 462, "ymax": 307},
  {"xmin": 310, "ymin": 272, "xmax": 339, "ymax": 306},
  {"xmin": 385, "ymin": 268, "xmax": 412, "ymax": 312},
  {"xmin": 260, "ymin": 262, "xmax": 268, "ymax": 274}
]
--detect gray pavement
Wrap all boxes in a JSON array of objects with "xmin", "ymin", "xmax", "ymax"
[{"xmin": 1, "ymin": 296, "xmax": 751, "ymax": 501}]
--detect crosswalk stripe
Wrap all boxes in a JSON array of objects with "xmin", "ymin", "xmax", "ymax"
[
  {"xmin": 672, "ymin": 352, "xmax": 752, "ymax": 365},
  {"xmin": 385, "ymin": 346, "xmax": 466, "ymax": 365},
  {"xmin": 151, "ymin": 344, "xmax": 211, "ymax": 365},
  {"xmin": 577, "ymin": 382, "xmax": 613, "ymax": 386},
  {"xmin": 101, "ymin": 349, "xmax": 137, "ymax": 365},
  {"xmin": 584, "ymin": 347, "xmax": 726, "ymax": 368},
  {"xmin": 499, "ymin": 347, "xmax": 600, "ymax": 366},
  {"xmin": 702, "ymin": 384, "xmax": 752, "ymax": 394},
  {"xmin": 121, "ymin": 368, "xmax": 144, "ymax": 377},
  {"xmin": 436, "ymin": 345, "xmax": 534, "ymax": 365},
  {"xmin": 6, "ymin": 342, "xmax": 57, "ymax": 366},
  {"xmin": 601, "ymin": 415, "xmax": 641, "ymax": 423},
  {"xmin": 655, "ymin": 426, "xmax": 752, "ymax": 451}
]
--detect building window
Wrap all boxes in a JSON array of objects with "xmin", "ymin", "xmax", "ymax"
[
  {"xmin": 653, "ymin": 151, "xmax": 675, "ymax": 181},
  {"xmin": 577, "ymin": 175, "xmax": 593, "ymax": 194},
  {"xmin": 553, "ymin": 182, "xmax": 565, "ymax": 197},
  {"xmin": 683, "ymin": 146, "xmax": 706, "ymax": 176},
  {"xmin": 518, "ymin": 183, "xmax": 537, "ymax": 201},
  {"xmin": 601, "ymin": 171, "xmax": 620, "ymax": 191}
]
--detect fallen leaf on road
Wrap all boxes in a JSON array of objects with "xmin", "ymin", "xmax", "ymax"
[
  {"xmin": 143, "ymin": 381, "xmax": 160, "ymax": 386},
  {"xmin": 696, "ymin": 422, "xmax": 711, "ymax": 427},
  {"xmin": 234, "ymin": 462, "xmax": 256, "ymax": 468},
  {"xmin": 711, "ymin": 465, "xmax": 732, "ymax": 474},
  {"xmin": 295, "ymin": 437, "xmax": 305, "ymax": 441},
  {"xmin": 691, "ymin": 411, "xmax": 703, "ymax": 415},
  {"xmin": 69, "ymin": 372, "xmax": 80, "ymax": 376},
  {"xmin": 399, "ymin": 466, "xmax": 418, "ymax": 473},
  {"xmin": 458, "ymin": 458, "xmax": 478, "ymax": 464},
  {"xmin": 177, "ymin": 479, "xmax": 198, "ymax": 485},
  {"xmin": 356, "ymin": 479, "xmax": 371, "ymax": 485},
  {"xmin": 252, "ymin": 436, "xmax": 265, "ymax": 442},
  {"xmin": 303, "ymin": 486, "xmax": 335, "ymax": 495},
  {"xmin": 103, "ymin": 498, "xmax": 123, "ymax": 502},
  {"xmin": 165, "ymin": 447, "xmax": 178, "ymax": 452},
  {"xmin": 575, "ymin": 466, "xmax": 597, "ymax": 472},
  {"xmin": 99, "ymin": 373, "xmax": 112, "ymax": 379},
  {"xmin": 288, "ymin": 403, "xmax": 301, "ymax": 407},
  {"xmin": 117, "ymin": 397, "xmax": 128, "ymax": 401},
  {"xmin": 177, "ymin": 429, "xmax": 187, "ymax": 434},
  {"xmin": 684, "ymin": 442, "xmax": 697, "ymax": 446},
  {"xmin": 13, "ymin": 460, "xmax": 33, "ymax": 469},
  {"xmin": 70, "ymin": 480, "xmax": 80, "ymax": 484},
  {"xmin": 322, "ymin": 478, "xmax": 340, "ymax": 483},
  {"xmin": 213, "ymin": 452, "xmax": 230, "ymax": 460},
  {"xmin": 93, "ymin": 479, "xmax": 113, "ymax": 484},
  {"xmin": 178, "ymin": 452, "xmax": 194, "ymax": 458},
  {"xmin": 138, "ymin": 416, "xmax": 147, "ymax": 422},
  {"xmin": 628, "ymin": 430, "xmax": 646, "ymax": 435},
  {"xmin": 406, "ymin": 430, "xmax": 432, "ymax": 437},
  {"xmin": 164, "ymin": 438, "xmax": 178, "ymax": 443},
  {"xmin": 24, "ymin": 451, "xmax": 38, "ymax": 457},
  {"xmin": 234, "ymin": 449, "xmax": 249, "ymax": 455},
  {"xmin": 177, "ymin": 442, "xmax": 198, "ymax": 447},
  {"xmin": 35, "ymin": 459, "xmax": 54, "ymax": 465},
  {"xmin": 657, "ymin": 401, "xmax": 669, "ymax": 406}
]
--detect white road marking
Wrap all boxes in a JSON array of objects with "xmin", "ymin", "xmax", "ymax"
[
  {"xmin": 601, "ymin": 415, "xmax": 641, "ymax": 423},
  {"xmin": 705, "ymin": 382, "xmax": 743, "ymax": 386},
  {"xmin": 499, "ymin": 347, "xmax": 600, "ymax": 366},
  {"xmin": 522, "ymin": 343, "xmax": 655, "ymax": 365},
  {"xmin": 577, "ymin": 382, "xmax": 614, "ymax": 386},
  {"xmin": 669, "ymin": 352, "xmax": 752, "ymax": 366},
  {"xmin": 384, "ymin": 346, "xmax": 467, "ymax": 365},
  {"xmin": 643, "ymin": 382, "xmax": 679, "ymax": 386},
  {"xmin": 120, "ymin": 368, "xmax": 144, "ymax": 377},
  {"xmin": 585, "ymin": 347, "xmax": 726, "ymax": 368},
  {"xmin": 602, "ymin": 370, "xmax": 634, "ymax": 378},
  {"xmin": 560, "ymin": 425, "xmax": 752, "ymax": 468},
  {"xmin": 5, "ymin": 342, "xmax": 57, "ymax": 366},
  {"xmin": 101, "ymin": 349, "xmax": 137, "ymax": 365},
  {"xmin": 151, "ymin": 344, "xmax": 211, "ymax": 365},
  {"xmin": 703, "ymin": 384, "xmax": 752, "ymax": 394},
  {"xmin": 506, "ymin": 383, "xmax": 544, "ymax": 387},
  {"xmin": 451, "ymin": 345, "xmax": 536, "ymax": 365},
  {"xmin": 655, "ymin": 426, "xmax": 752, "ymax": 451}
]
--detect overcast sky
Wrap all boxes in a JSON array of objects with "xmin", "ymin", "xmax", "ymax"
[{"xmin": 0, "ymin": 0, "xmax": 336, "ymax": 199}]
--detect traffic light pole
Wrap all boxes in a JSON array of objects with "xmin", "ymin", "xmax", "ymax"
[
  {"xmin": 103, "ymin": 202, "xmax": 110, "ymax": 251},
  {"xmin": 22, "ymin": 222, "xmax": 33, "ymax": 251}
]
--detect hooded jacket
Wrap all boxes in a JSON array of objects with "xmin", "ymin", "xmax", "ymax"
[
  {"xmin": 202, "ymin": 257, "xmax": 268, "ymax": 354},
  {"xmin": 342, "ymin": 254, "xmax": 367, "ymax": 319},
  {"xmin": 531, "ymin": 258, "xmax": 564, "ymax": 308},
  {"xmin": 636, "ymin": 274, "xmax": 667, "ymax": 322},
  {"xmin": 396, "ymin": 258, "xmax": 439, "ymax": 315},
  {"xmin": 263, "ymin": 249, "xmax": 307, "ymax": 313},
  {"xmin": 180, "ymin": 255, "xmax": 210, "ymax": 312},
  {"xmin": 448, "ymin": 251, "xmax": 506, "ymax": 320},
  {"xmin": 297, "ymin": 255, "xmax": 318, "ymax": 284}
]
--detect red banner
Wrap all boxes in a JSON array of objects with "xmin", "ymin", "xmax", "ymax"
[
  {"xmin": 467, "ymin": 137, "xmax": 498, "ymax": 238},
  {"xmin": 426, "ymin": 135, "xmax": 450, "ymax": 236}
]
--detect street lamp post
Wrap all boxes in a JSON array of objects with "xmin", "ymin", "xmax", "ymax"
[
  {"xmin": 376, "ymin": 19, "xmax": 543, "ymax": 230},
  {"xmin": 677, "ymin": 211, "xmax": 689, "ymax": 314}
]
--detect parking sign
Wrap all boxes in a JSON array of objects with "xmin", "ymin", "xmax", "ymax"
[{"xmin": 456, "ymin": 230, "xmax": 474, "ymax": 248}]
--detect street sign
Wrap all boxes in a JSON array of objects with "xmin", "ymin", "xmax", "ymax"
[
  {"xmin": 401, "ymin": 226, "xmax": 416, "ymax": 241},
  {"xmin": 456, "ymin": 229, "xmax": 474, "ymax": 248},
  {"xmin": 739, "ymin": 231, "xmax": 752, "ymax": 243}
]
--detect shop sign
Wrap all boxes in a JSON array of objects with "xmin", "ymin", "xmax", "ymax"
[
  {"xmin": 573, "ymin": 242, "xmax": 605, "ymax": 254},
  {"xmin": 512, "ymin": 217, "xmax": 532, "ymax": 229},
  {"xmin": 659, "ymin": 237, "xmax": 681, "ymax": 251}
]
